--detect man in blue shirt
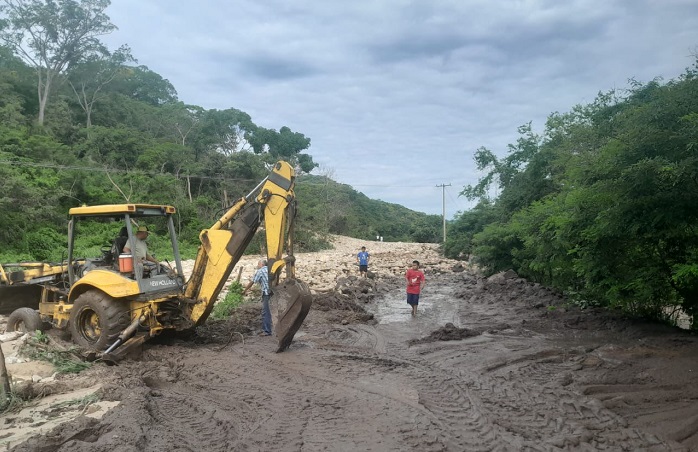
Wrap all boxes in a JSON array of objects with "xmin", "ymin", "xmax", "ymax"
[
  {"xmin": 357, "ymin": 246, "xmax": 370, "ymax": 277},
  {"xmin": 242, "ymin": 259, "xmax": 272, "ymax": 336}
]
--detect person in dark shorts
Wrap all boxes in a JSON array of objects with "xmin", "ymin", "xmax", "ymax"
[
  {"xmin": 405, "ymin": 260, "xmax": 425, "ymax": 315},
  {"xmin": 357, "ymin": 246, "xmax": 370, "ymax": 277}
]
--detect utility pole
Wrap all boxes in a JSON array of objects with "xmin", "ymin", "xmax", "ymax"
[{"xmin": 436, "ymin": 183, "xmax": 451, "ymax": 243}]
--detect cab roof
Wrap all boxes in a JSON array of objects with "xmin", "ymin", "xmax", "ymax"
[{"xmin": 69, "ymin": 204, "xmax": 176, "ymax": 218}]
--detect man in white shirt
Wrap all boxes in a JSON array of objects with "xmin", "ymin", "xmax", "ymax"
[{"xmin": 123, "ymin": 225, "xmax": 158, "ymax": 265}]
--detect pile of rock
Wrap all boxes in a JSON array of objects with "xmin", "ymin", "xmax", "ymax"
[
  {"xmin": 293, "ymin": 235, "xmax": 464, "ymax": 293},
  {"xmin": 182, "ymin": 234, "xmax": 466, "ymax": 302}
]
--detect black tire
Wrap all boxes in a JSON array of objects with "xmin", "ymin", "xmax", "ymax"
[
  {"xmin": 7, "ymin": 307, "xmax": 43, "ymax": 333},
  {"xmin": 69, "ymin": 291, "xmax": 130, "ymax": 351}
]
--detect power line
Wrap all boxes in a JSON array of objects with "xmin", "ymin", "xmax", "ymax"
[
  {"xmin": 0, "ymin": 159, "xmax": 470, "ymax": 190},
  {"xmin": 447, "ymin": 187, "xmax": 467, "ymax": 215},
  {"xmin": 0, "ymin": 159, "xmax": 258, "ymax": 183}
]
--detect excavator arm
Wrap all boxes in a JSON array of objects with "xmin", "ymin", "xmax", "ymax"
[{"xmin": 184, "ymin": 161, "xmax": 311, "ymax": 351}]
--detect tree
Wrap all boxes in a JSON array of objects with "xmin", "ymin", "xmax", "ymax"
[
  {"xmin": 67, "ymin": 44, "xmax": 133, "ymax": 127},
  {"xmin": 194, "ymin": 108, "xmax": 256, "ymax": 156},
  {"xmin": 110, "ymin": 64, "xmax": 177, "ymax": 106},
  {"xmin": 248, "ymin": 125, "xmax": 316, "ymax": 172},
  {"xmin": 460, "ymin": 122, "xmax": 541, "ymax": 201},
  {"xmin": 0, "ymin": 0, "xmax": 116, "ymax": 125}
]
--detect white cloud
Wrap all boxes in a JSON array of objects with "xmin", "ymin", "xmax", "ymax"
[{"xmin": 102, "ymin": 0, "xmax": 698, "ymax": 218}]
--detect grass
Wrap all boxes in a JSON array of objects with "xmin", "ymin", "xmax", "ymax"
[
  {"xmin": 0, "ymin": 387, "xmax": 27, "ymax": 413},
  {"xmin": 31, "ymin": 349, "xmax": 91, "ymax": 374},
  {"xmin": 34, "ymin": 330, "xmax": 49, "ymax": 344},
  {"xmin": 211, "ymin": 282, "xmax": 245, "ymax": 320},
  {"xmin": 20, "ymin": 333, "xmax": 92, "ymax": 374}
]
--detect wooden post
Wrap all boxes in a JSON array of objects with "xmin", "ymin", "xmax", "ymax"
[{"xmin": 236, "ymin": 266, "xmax": 244, "ymax": 283}]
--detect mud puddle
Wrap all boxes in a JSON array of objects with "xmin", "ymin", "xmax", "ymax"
[
  {"xmin": 10, "ymin": 271, "xmax": 698, "ymax": 451},
  {"xmin": 367, "ymin": 282, "xmax": 462, "ymax": 328}
]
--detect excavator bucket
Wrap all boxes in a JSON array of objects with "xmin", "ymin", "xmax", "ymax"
[{"xmin": 273, "ymin": 278, "xmax": 312, "ymax": 352}]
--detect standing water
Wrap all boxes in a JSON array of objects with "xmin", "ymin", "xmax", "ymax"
[{"xmin": 366, "ymin": 276, "xmax": 463, "ymax": 330}]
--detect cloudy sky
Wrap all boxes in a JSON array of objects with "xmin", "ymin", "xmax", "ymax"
[{"xmin": 102, "ymin": 0, "xmax": 698, "ymax": 218}]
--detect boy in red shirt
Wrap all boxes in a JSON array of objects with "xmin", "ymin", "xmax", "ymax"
[{"xmin": 405, "ymin": 260, "xmax": 425, "ymax": 316}]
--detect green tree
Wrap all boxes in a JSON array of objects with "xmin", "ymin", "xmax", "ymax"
[
  {"xmin": 0, "ymin": 45, "xmax": 32, "ymax": 126},
  {"xmin": 109, "ymin": 64, "xmax": 177, "ymax": 106},
  {"xmin": 0, "ymin": 0, "xmax": 116, "ymax": 125},
  {"xmin": 460, "ymin": 122, "xmax": 541, "ymax": 201},
  {"xmin": 67, "ymin": 44, "xmax": 134, "ymax": 127},
  {"xmin": 194, "ymin": 108, "xmax": 256, "ymax": 157},
  {"xmin": 249, "ymin": 125, "xmax": 316, "ymax": 172},
  {"xmin": 443, "ymin": 200, "xmax": 497, "ymax": 260}
]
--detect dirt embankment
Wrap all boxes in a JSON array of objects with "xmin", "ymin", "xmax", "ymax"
[{"xmin": 3, "ymin": 235, "xmax": 698, "ymax": 451}]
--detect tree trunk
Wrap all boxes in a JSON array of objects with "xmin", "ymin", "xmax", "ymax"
[
  {"xmin": 187, "ymin": 176, "xmax": 193, "ymax": 203},
  {"xmin": 0, "ymin": 344, "xmax": 11, "ymax": 408},
  {"xmin": 37, "ymin": 72, "xmax": 52, "ymax": 126}
]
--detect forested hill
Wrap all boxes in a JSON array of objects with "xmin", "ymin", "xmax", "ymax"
[
  {"xmin": 0, "ymin": 1, "xmax": 440, "ymax": 262},
  {"xmin": 296, "ymin": 174, "xmax": 442, "ymax": 244}
]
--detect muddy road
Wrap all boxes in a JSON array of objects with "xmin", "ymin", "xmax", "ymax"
[{"xmin": 12, "ymin": 269, "xmax": 698, "ymax": 451}]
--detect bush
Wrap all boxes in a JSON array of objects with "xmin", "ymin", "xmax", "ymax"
[
  {"xmin": 24, "ymin": 227, "xmax": 66, "ymax": 261},
  {"xmin": 211, "ymin": 282, "xmax": 245, "ymax": 319}
]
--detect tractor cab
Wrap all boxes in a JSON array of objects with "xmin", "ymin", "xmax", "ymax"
[{"xmin": 67, "ymin": 204, "xmax": 185, "ymax": 298}]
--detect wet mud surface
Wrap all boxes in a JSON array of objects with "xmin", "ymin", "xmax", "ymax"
[{"xmin": 11, "ymin": 270, "xmax": 698, "ymax": 451}]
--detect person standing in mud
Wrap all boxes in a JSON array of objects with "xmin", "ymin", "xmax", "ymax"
[
  {"xmin": 405, "ymin": 260, "xmax": 425, "ymax": 315},
  {"xmin": 242, "ymin": 259, "xmax": 273, "ymax": 336},
  {"xmin": 357, "ymin": 246, "xmax": 370, "ymax": 277}
]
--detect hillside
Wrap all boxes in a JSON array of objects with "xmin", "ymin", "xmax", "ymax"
[{"xmin": 295, "ymin": 175, "xmax": 442, "ymax": 243}]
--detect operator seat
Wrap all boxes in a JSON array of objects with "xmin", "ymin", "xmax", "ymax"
[{"xmin": 111, "ymin": 227, "xmax": 129, "ymax": 268}]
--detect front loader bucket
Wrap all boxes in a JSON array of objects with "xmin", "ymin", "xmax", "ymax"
[
  {"xmin": 0, "ymin": 285, "xmax": 42, "ymax": 315},
  {"xmin": 273, "ymin": 278, "xmax": 312, "ymax": 352}
]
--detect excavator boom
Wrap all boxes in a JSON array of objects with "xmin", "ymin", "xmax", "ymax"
[{"xmin": 184, "ymin": 161, "xmax": 312, "ymax": 351}]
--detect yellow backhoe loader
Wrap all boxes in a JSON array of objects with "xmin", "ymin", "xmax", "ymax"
[{"xmin": 4, "ymin": 161, "xmax": 312, "ymax": 360}]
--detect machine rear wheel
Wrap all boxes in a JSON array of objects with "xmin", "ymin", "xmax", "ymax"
[
  {"xmin": 7, "ymin": 307, "xmax": 43, "ymax": 333},
  {"xmin": 69, "ymin": 291, "xmax": 130, "ymax": 351}
]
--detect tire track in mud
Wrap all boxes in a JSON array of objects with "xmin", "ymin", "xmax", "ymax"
[
  {"xmin": 139, "ymin": 339, "xmax": 414, "ymax": 451},
  {"xmin": 12, "ymin": 270, "xmax": 695, "ymax": 451},
  {"xmin": 161, "ymin": 345, "xmax": 309, "ymax": 452},
  {"xmin": 359, "ymin": 275, "xmax": 682, "ymax": 451},
  {"xmin": 317, "ymin": 323, "xmax": 522, "ymax": 450},
  {"xmin": 228, "ymin": 338, "xmax": 422, "ymax": 451},
  {"xmin": 390, "ymin": 284, "xmax": 681, "ymax": 451},
  {"xmin": 131, "ymin": 348, "xmax": 284, "ymax": 452}
]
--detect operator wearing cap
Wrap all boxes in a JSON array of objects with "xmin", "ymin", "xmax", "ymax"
[{"xmin": 123, "ymin": 225, "xmax": 158, "ymax": 264}]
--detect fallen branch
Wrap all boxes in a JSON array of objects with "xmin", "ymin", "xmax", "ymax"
[{"xmin": 106, "ymin": 170, "xmax": 131, "ymax": 202}]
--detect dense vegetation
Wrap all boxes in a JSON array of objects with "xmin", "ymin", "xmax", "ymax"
[
  {"xmin": 0, "ymin": 0, "xmax": 438, "ymax": 262},
  {"xmin": 445, "ymin": 65, "xmax": 698, "ymax": 329}
]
